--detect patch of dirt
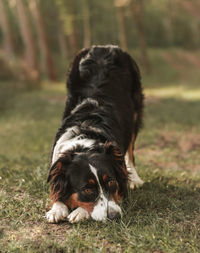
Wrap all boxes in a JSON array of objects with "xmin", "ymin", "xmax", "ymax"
[
  {"xmin": 3, "ymin": 222, "xmax": 72, "ymax": 245},
  {"xmin": 157, "ymin": 131, "xmax": 200, "ymax": 153},
  {"xmin": 178, "ymin": 133, "xmax": 200, "ymax": 153},
  {"xmin": 157, "ymin": 131, "xmax": 176, "ymax": 147},
  {"xmin": 136, "ymin": 130, "xmax": 200, "ymax": 172},
  {"xmin": 135, "ymin": 148, "xmax": 163, "ymax": 158},
  {"xmin": 186, "ymin": 164, "xmax": 200, "ymax": 172},
  {"xmin": 151, "ymin": 160, "xmax": 182, "ymax": 171}
]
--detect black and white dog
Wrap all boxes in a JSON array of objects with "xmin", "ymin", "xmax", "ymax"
[{"xmin": 46, "ymin": 45, "xmax": 144, "ymax": 223}]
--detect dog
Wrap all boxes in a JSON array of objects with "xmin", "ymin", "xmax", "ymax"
[{"xmin": 46, "ymin": 45, "xmax": 144, "ymax": 223}]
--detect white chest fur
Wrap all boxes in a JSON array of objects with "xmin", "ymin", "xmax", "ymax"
[{"xmin": 52, "ymin": 126, "xmax": 95, "ymax": 165}]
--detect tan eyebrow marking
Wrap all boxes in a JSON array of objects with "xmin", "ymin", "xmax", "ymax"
[
  {"xmin": 89, "ymin": 179, "xmax": 95, "ymax": 184},
  {"xmin": 103, "ymin": 174, "xmax": 107, "ymax": 182}
]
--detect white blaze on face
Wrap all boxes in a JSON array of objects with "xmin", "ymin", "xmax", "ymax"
[{"xmin": 89, "ymin": 164, "xmax": 121, "ymax": 221}]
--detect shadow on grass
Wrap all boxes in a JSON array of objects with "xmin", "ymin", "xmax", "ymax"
[{"xmin": 123, "ymin": 176, "xmax": 200, "ymax": 226}]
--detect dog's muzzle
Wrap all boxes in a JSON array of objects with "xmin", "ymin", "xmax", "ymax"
[{"xmin": 91, "ymin": 196, "xmax": 122, "ymax": 222}]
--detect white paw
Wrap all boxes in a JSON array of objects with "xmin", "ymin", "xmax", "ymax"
[
  {"xmin": 127, "ymin": 166, "xmax": 144, "ymax": 189},
  {"xmin": 68, "ymin": 207, "xmax": 90, "ymax": 223},
  {"xmin": 129, "ymin": 177, "xmax": 144, "ymax": 189},
  {"xmin": 46, "ymin": 201, "xmax": 68, "ymax": 223}
]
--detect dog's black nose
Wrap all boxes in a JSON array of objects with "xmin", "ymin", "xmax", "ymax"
[{"xmin": 108, "ymin": 211, "xmax": 121, "ymax": 220}]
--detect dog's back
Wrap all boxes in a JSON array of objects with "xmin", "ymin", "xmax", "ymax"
[{"xmin": 55, "ymin": 45, "xmax": 143, "ymax": 154}]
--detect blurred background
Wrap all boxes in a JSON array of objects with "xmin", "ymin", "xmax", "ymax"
[
  {"xmin": 0, "ymin": 0, "xmax": 200, "ymax": 86},
  {"xmin": 1, "ymin": 1, "xmax": 200, "ymax": 250}
]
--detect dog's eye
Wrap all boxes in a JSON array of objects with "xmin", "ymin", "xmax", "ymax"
[
  {"xmin": 82, "ymin": 188, "xmax": 94, "ymax": 195},
  {"xmin": 108, "ymin": 180, "xmax": 116, "ymax": 188}
]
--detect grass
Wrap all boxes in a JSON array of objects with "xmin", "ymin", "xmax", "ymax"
[{"xmin": 0, "ymin": 49, "xmax": 200, "ymax": 252}]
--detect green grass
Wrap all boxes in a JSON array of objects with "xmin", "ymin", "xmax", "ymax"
[{"xmin": 1, "ymin": 50, "xmax": 200, "ymax": 252}]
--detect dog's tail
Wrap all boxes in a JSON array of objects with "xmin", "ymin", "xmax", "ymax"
[
  {"xmin": 67, "ymin": 45, "xmax": 124, "ymax": 86},
  {"xmin": 67, "ymin": 48, "xmax": 90, "ymax": 90}
]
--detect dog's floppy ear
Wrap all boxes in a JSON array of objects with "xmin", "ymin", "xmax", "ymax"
[
  {"xmin": 104, "ymin": 142, "xmax": 128, "ymax": 196},
  {"xmin": 47, "ymin": 153, "xmax": 73, "ymax": 202}
]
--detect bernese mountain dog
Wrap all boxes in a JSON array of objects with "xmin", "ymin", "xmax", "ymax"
[{"xmin": 46, "ymin": 45, "xmax": 144, "ymax": 223}]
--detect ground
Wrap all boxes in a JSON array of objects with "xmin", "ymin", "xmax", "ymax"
[{"xmin": 0, "ymin": 49, "xmax": 200, "ymax": 252}]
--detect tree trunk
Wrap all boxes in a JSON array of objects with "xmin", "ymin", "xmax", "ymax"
[
  {"xmin": 16, "ymin": 0, "xmax": 39, "ymax": 80},
  {"xmin": 29, "ymin": 0, "xmax": 56, "ymax": 81},
  {"xmin": 131, "ymin": 0, "xmax": 150, "ymax": 73},
  {"xmin": 0, "ymin": 0, "xmax": 15, "ymax": 62},
  {"xmin": 182, "ymin": 0, "xmax": 200, "ymax": 21},
  {"xmin": 67, "ymin": 0, "xmax": 78, "ymax": 54},
  {"xmin": 116, "ymin": 5, "xmax": 128, "ymax": 51},
  {"xmin": 58, "ymin": 25, "xmax": 69, "ymax": 60},
  {"xmin": 54, "ymin": 2, "xmax": 69, "ymax": 60},
  {"xmin": 55, "ymin": 0, "xmax": 78, "ymax": 56},
  {"xmin": 81, "ymin": 0, "xmax": 91, "ymax": 48}
]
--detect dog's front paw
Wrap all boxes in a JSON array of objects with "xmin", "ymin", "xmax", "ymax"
[
  {"xmin": 68, "ymin": 207, "xmax": 90, "ymax": 223},
  {"xmin": 129, "ymin": 177, "xmax": 144, "ymax": 189},
  {"xmin": 46, "ymin": 201, "xmax": 68, "ymax": 223},
  {"xmin": 127, "ymin": 167, "xmax": 144, "ymax": 189}
]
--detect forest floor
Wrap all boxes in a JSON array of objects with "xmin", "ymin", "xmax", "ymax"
[{"xmin": 0, "ymin": 50, "xmax": 200, "ymax": 252}]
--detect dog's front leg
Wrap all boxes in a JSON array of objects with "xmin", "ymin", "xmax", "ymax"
[
  {"xmin": 68, "ymin": 207, "xmax": 90, "ymax": 223},
  {"xmin": 46, "ymin": 201, "xmax": 69, "ymax": 223},
  {"xmin": 125, "ymin": 152, "xmax": 144, "ymax": 189}
]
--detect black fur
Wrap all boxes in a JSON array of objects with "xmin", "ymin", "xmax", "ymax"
[
  {"xmin": 48, "ymin": 45, "xmax": 144, "ymax": 203},
  {"xmin": 54, "ymin": 45, "xmax": 143, "ymax": 152}
]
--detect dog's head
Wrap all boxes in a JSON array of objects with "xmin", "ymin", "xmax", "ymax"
[{"xmin": 48, "ymin": 143, "xmax": 128, "ymax": 221}]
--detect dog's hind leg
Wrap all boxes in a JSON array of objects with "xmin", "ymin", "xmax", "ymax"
[{"xmin": 125, "ymin": 133, "xmax": 144, "ymax": 189}]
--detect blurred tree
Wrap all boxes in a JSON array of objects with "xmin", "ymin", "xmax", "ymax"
[
  {"xmin": 16, "ymin": 0, "xmax": 39, "ymax": 80},
  {"xmin": 182, "ymin": 0, "xmax": 200, "ymax": 21},
  {"xmin": 57, "ymin": 16, "xmax": 69, "ymax": 60},
  {"xmin": 81, "ymin": 0, "xmax": 91, "ymax": 48},
  {"xmin": 0, "ymin": 0, "xmax": 15, "ymax": 62},
  {"xmin": 1, "ymin": 0, "xmax": 200, "ymax": 83},
  {"xmin": 131, "ymin": 0, "xmax": 150, "ymax": 73},
  {"xmin": 114, "ymin": 0, "xmax": 128, "ymax": 51},
  {"xmin": 29, "ymin": 0, "xmax": 56, "ymax": 81},
  {"xmin": 56, "ymin": 0, "xmax": 78, "ymax": 55},
  {"xmin": 181, "ymin": 0, "xmax": 200, "ymax": 48}
]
